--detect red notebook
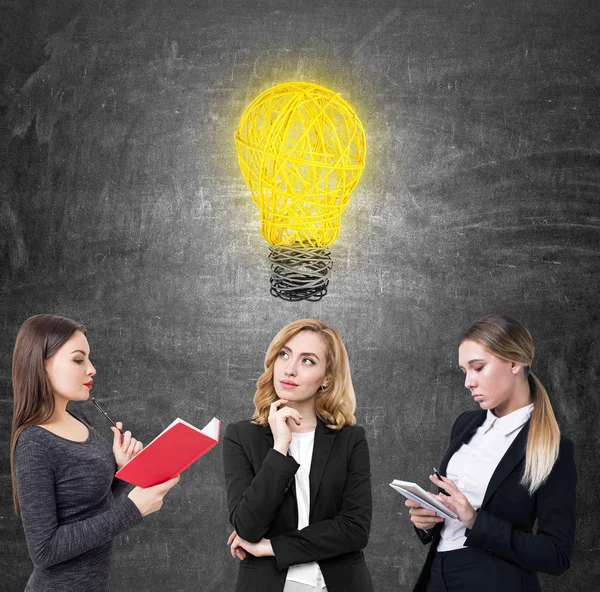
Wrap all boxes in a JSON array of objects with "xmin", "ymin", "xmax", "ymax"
[{"xmin": 115, "ymin": 417, "xmax": 220, "ymax": 488}]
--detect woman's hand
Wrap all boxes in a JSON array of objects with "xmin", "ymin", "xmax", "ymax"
[
  {"xmin": 227, "ymin": 530, "xmax": 246, "ymax": 560},
  {"xmin": 430, "ymin": 474, "xmax": 477, "ymax": 529},
  {"xmin": 268, "ymin": 400, "xmax": 302, "ymax": 456},
  {"xmin": 228, "ymin": 533, "xmax": 274, "ymax": 558},
  {"xmin": 112, "ymin": 422, "xmax": 143, "ymax": 469},
  {"xmin": 127, "ymin": 476, "xmax": 180, "ymax": 517},
  {"xmin": 405, "ymin": 499, "xmax": 444, "ymax": 530}
]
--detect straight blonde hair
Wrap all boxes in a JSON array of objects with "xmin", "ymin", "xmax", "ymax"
[
  {"xmin": 460, "ymin": 315, "xmax": 560, "ymax": 494},
  {"xmin": 252, "ymin": 319, "xmax": 356, "ymax": 429}
]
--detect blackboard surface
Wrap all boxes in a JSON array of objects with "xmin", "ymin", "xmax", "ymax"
[{"xmin": 1, "ymin": 1, "xmax": 599, "ymax": 590}]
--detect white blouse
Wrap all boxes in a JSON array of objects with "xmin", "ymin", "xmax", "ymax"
[
  {"xmin": 437, "ymin": 404, "xmax": 534, "ymax": 552},
  {"xmin": 285, "ymin": 430, "xmax": 327, "ymax": 590}
]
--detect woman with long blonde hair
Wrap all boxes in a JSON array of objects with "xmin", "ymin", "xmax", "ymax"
[
  {"xmin": 223, "ymin": 319, "xmax": 373, "ymax": 592},
  {"xmin": 406, "ymin": 314, "xmax": 576, "ymax": 592}
]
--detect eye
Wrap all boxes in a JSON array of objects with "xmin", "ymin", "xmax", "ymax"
[
  {"xmin": 278, "ymin": 350, "xmax": 289, "ymax": 359},
  {"xmin": 301, "ymin": 358, "xmax": 315, "ymax": 366},
  {"xmin": 474, "ymin": 366, "xmax": 484, "ymax": 372},
  {"xmin": 74, "ymin": 359, "xmax": 85, "ymax": 364}
]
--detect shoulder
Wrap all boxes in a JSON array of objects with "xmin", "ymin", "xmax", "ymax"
[
  {"xmin": 559, "ymin": 433, "xmax": 574, "ymax": 448},
  {"xmin": 14, "ymin": 426, "xmax": 55, "ymax": 466},
  {"xmin": 224, "ymin": 419, "xmax": 266, "ymax": 441},
  {"xmin": 16, "ymin": 425, "xmax": 49, "ymax": 448},
  {"xmin": 335, "ymin": 423, "xmax": 367, "ymax": 444},
  {"xmin": 558, "ymin": 434, "xmax": 575, "ymax": 460},
  {"xmin": 538, "ymin": 433, "xmax": 577, "ymax": 492},
  {"xmin": 450, "ymin": 410, "xmax": 483, "ymax": 437}
]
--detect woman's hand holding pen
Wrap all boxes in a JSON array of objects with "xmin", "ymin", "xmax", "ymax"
[
  {"xmin": 128, "ymin": 476, "xmax": 180, "ymax": 517},
  {"xmin": 430, "ymin": 474, "xmax": 477, "ymax": 530},
  {"xmin": 111, "ymin": 422, "xmax": 143, "ymax": 470},
  {"xmin": 268, "ymin": 400, "xmax": 302, "ymax": 456},
  {"xmin": 227, "ymin": 530, "xmax": 274, "ymax": 559}
]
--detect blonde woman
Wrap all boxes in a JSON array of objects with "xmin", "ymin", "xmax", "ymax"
[
  {"xmin": 223, "ymin": 319, "xmax": 373, "ymax": 592},
  {"xmin": 407, "ymin": 315, "xmax": 576, "ymax": 592}
]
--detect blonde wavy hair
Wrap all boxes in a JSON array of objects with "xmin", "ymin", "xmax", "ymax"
[
  {"xmin": 460, "ymin": 314, "xmax": 560, "ymax": 494},
  {"xmin": 252, "ymin": 319, "xmax": 356, "ymax": 429}
]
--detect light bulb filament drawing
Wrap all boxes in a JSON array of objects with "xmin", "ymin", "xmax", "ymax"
[{"xmin": 235, "ymin": 82, "xmax": 366, "ymax": 301}]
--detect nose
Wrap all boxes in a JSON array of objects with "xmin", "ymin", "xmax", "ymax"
[
  {"xmin": 284, "ymin": 358, "xmax": 298, "ymax": 377},
  {"xmin": 88, "ymin": 361, "xmax": 96, "ymax": 377},
  {"xmin": 464, "ymin": 371, "xmax": 476, "ymax": 390}
]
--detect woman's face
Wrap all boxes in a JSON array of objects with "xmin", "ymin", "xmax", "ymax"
[
  {"xmin": 45, "ymin": 331, "xmax": 96, "ymax": 403},
  {"xmin": 458, "ymin": 339, "xmax": 522, "ymax": 415},
  {"xmin": 273, "ymin": 330, "xmax": 328, "ymax": 404}
]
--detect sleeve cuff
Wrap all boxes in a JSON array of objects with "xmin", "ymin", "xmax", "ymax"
[
  {"xmin": 414, "ymin": 525, "xmax": 434, "ymax": 545},
  {"xmin": 464, "ymin": 509, "xmax": 505, "ymax": 554},
  {"xmin": 113, "ymin": 497, "xmax": 144, "ymax": 534},
  {"xmin": 112, "ymin": 477, "xmax": 132, "ymax": 499}
]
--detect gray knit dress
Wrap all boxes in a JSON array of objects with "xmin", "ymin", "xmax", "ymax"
[{"xmin": 14, "ymin": 413, "xmax": 143, "ymax": 592}]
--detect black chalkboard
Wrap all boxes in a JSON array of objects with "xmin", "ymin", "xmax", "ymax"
[{"xmin": 1, "ymin": 0, "xmax": 599, "ymax": 590}]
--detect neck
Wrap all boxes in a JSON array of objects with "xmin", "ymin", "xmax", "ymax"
[
  {"xmin": 285, "ymin": 399, "xmax": 318, "ymax": 432},
  {"xmin": 48, "ymin": 396, "xmax": 71, "ymax": 423},
  {"xmin": 493, "ymin": 379, "xmax": 532, "ymax": 418}
]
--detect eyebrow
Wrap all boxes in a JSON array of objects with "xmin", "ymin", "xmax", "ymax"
[
  {"xmin": 282, "ymin": 345, "xmax": 320, "ymax": 361},
  {"xmin": 71, "ymin": 350, "xmax": 88, "ymax": 355},
  {"xmin": 458, "ymin": 358, "xmax": 485, "ymax": 370}
]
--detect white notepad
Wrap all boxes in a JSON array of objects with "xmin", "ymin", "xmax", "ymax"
[{"xmin": 390, "ymin": 479, "xmax": 458, "ymax": 520}]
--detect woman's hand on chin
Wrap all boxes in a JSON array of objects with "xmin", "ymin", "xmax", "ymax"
[{"xmin": 268, "ymin": 400, "xmax": 302, "ymax": 455}]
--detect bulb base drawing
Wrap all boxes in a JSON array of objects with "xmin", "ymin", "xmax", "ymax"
[{"xmin": 268, "ymin": 247, "xmax": 333, "ymax": 302}]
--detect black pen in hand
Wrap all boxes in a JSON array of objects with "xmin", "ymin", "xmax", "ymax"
[
  {"xmin": 91, "ymin": 397, "xmax": 122, "ymax": 433},
  {"xmin": 432, "ymin": 467, "xmax": 448, "ymax": 496}
]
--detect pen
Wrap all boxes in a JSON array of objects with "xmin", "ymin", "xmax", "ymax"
[
  {"xmin": 91, "ymin": 397, "xmax": 122, "ymax": 432},
  {"xmin": 432, "ymin": 467, "xmax": 448, "ymax": 496}
]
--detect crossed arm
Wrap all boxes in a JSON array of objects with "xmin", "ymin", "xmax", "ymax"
[{"xmin": 223, "ymin": 423, "xmax": 372, "ymax": 569}]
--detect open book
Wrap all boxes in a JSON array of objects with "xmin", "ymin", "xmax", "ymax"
[
  {"xmin": 390, "ymin": 479, "xmax": 458, "ymax": 520},
  {"xmin": 115, "ymin": 418, "xmax": 220, "ymax": 488}
]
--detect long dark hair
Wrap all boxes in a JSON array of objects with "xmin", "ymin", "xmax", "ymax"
[
  {"xmin": 10, "ymin": 314, "xmax": 87, "ymax": 514},
  {"xmin": 460, "ymin": 314, "xmax": 560, "ymax": 493}
]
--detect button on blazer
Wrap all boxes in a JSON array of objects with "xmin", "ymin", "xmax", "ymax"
[
  {"xmin": 413, "ymin": 410, "xmax": 577, "ymax": 592},
  {"xmin": 223, "ymin": 417, "xmax": 374, "ymax": 592}
]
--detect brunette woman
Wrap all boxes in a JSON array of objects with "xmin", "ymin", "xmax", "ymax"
[
  {"xmin": 11, "ymin": 314, "xmax": 179, "ymax": 592},
  {"xmin": 223, "ymin": 319, "xmax": 373, "ymax": 592},
  {"xmin": 407, "ymin": 315, "xmax": 576, "ymax": 592}
]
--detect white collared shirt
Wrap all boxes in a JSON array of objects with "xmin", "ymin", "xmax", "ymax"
[
  {"xmin": 285, "ymin": 430, "xmax": 327, "ymax": 590},
  {"xmin": 437, "ymin": 404, "xmax": 534, "ymax": 552}
]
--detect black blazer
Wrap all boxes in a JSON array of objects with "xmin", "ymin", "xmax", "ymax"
[
  {"xmin": 223, "ymin": 417, "xmax": 374, "ymax": 592},
  {"xmin": 413, "ymin": 410, "xmax": 577, "ymax": 592}
]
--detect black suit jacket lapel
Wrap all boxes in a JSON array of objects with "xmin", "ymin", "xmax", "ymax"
[
  {"xmin": 481, "ymin": 419, "xmax": 530, "ymax": 508},
  {"xmin": 439, "ymin": 411, "xmax": 486, "ymax": 475},
  {"xmin": 309, "ymin": 418, "xmax": 337, "ymax": 515}
]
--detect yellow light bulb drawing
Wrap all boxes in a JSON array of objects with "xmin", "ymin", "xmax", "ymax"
[{"xmin": 235, "ymin": 82, "xmax": 366, "ymax": 301}]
